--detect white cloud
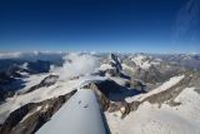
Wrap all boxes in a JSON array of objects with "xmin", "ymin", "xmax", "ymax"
[
  {"xmin": 0, "ymin": 52, "xmax": 22, "ymax": 59},
  {"xmin": 52, "ymin": 53, "xmax": 99, "ymax": 80}
]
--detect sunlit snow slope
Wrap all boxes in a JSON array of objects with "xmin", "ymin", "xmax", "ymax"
[{"xmin": 37, "ymin": 90, "xmax": 108, "ymax": 134}]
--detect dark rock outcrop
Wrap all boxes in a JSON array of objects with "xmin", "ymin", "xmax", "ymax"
[
  {"xmin": 81, "ymin": 79, "xmax": 143, "ymax": 118},
  {"xmin": 141, "ymin": 76, "xmax": 190, "ymax": 107},
  {"xmin": 24, "ymin": 75, "xmax": 59, "ymax": 94}
]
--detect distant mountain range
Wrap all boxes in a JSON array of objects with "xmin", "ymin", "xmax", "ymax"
[{"xmin": 0, "ymin": 52, "xmax": 200, "ymax": 134}]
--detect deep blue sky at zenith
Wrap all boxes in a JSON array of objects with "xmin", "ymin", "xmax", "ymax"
[{"xmin": 0, "ymin": 0, "xmax": 199, "ymax": 53}]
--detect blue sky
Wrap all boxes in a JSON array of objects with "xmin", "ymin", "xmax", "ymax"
[{"xmin": 0, "ymin": 0, "xmax": 199, "ymax": 53}]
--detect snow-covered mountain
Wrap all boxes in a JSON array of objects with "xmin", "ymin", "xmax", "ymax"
[{"xmin": 0, "ymin": 52, "xmax": 200, "ymax": 134}]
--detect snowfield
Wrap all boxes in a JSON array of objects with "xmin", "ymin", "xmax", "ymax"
[
  {"xmin": 106, "ymin": 87, "xmax": 200, "ymax": 134},
  {"xmin": 130, "ymin": 54, "xmax": 161, "ymax": 69},
  {"xmin": 0, "ymin": 74, "xmax": 107, "ymax": 124},
  {"xmin": 37, "ymin": 90, "xmax": 108, "ymax": 134}
]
